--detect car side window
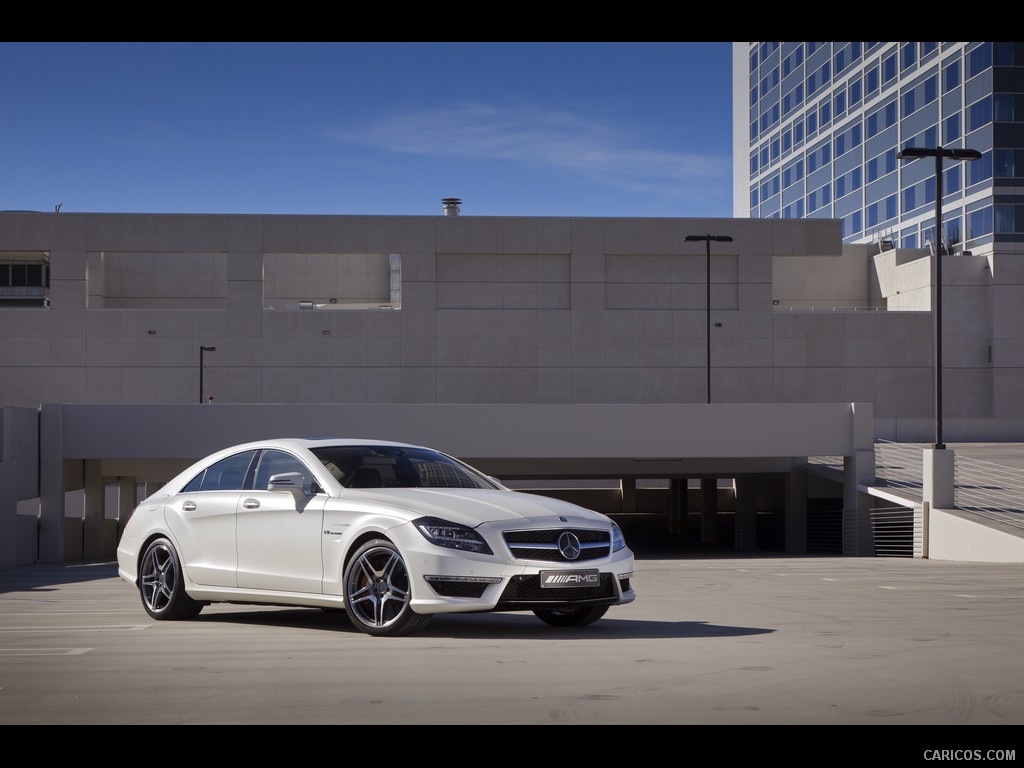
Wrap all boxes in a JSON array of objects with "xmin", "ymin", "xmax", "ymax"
[
  {"xmin": 254, "ymin": 449, "xmax": 309, "ymax": 491},
  {"xmin": 182, "ymin": 470, "xmax": 206, "ymax": 493},
  {"xmin": 199, "ymin": 450, "xmax": 257, "ymax": 491}
]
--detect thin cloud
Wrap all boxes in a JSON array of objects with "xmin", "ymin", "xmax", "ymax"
[{"xmin": 324, "ymin": 103, "xmax": 729, "ymax": 201}]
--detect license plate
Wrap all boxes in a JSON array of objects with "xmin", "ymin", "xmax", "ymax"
[{"xmin": 539, "ymin": 569, "xmax": 600, "ymax": 588}]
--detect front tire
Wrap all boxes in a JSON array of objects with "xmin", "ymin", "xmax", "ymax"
[
  {"xmin": 533, "ymin": 605, "xmax": 609, "ymax": 627},
  {"xmin": 343, "ymin": 539, "xmax": 432, "ymax": 637},
  {"xmin": 138, "ymin": 537, "xmax": 203, "ymax": 620}
]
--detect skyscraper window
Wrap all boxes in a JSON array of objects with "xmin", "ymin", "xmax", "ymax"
[{"xmin": 736, "ymin": 42, "xmax": 1007, "ymax": 254}]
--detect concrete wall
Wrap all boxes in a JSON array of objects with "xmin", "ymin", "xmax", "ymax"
[
  {"xmin": 930, "ymin": 509, "xmax": 1024, "ymax": 563},
  {"xmin": 875, "ymin": 417, "xmax": 1024, "ymax": 442},
  {"xmin": 0, "ymin": 210, "xmax": 1020, "ymax": 439},
  {"xmin": 991, "ymin": 256, "xmax": 1024, "ymax": 419},
  {"xmin": 773, "ymin": 248, "xmax": 871, "ymax": 308},
  {"xmin": 96, "ymin": 251, "xmax": 228, "ymax": 309},
  {"xmin": 49, "ymin": 401, "xmax": 871, "ymax": 466}
]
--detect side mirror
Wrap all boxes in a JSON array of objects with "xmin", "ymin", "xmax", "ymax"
[{"xmin": 268, "ymin": 471, "xmax": 310, "ymax": 502}]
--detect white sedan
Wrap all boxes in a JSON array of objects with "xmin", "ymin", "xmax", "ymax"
[{"xmin": 116, "ymin": 438, "xmax": 636, "ymax": 636}]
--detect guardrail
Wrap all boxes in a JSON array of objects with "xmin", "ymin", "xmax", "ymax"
[
  {"xmin": 810, "ymin": 441, "xmax": 1024, "ymax": 530},
  {"xmin": 952, "ymin": 453, "xmax": 1024, "ymax": 530}
]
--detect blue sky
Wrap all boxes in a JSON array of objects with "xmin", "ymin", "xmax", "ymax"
[{"xmin": 0, "ymin": 42, "xmax": 734, "ymax": 218}]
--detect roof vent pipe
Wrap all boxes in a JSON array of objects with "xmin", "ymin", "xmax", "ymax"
[{"xmin": 442, "ymin": 198, "xmax": 462, "ymax": 216}]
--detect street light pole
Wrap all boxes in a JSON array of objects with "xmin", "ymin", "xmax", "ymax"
[
  {"xmin": 685, "ymin": 234, "xmax": 733, "ymax": 404},
  {"xmin": 896, "ymin": 146, "xmax": 980, "ymax": 449},
  {"xmin": 199, "ymin": 345, "xmax": 216, "ymax": 404}
]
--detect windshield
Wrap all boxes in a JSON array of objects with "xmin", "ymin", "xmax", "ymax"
[{"xmin": 310, "ymin": 445, "xmax": 499, "ymax": 490}]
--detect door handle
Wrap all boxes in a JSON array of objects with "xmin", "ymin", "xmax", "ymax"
[
  {"xmin": 182, "ymin": 501, "xmax": 197, "ymax": 512},
  {"xmin": 242, "ymin": 498, "xmax": 260, "ymax": 509}
]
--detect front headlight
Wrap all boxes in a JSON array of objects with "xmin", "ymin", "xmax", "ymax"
[
  {"xmin": 414, "ymin": 517, "xmax": 494, "ymax": 555},
  {"xmin": 611, "ymin": 521, "xmax": 627, "ymax": 552}
]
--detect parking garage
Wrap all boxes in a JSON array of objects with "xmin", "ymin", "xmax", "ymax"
[{"xmin": 1, "ymin": 401, "xmax": 877, "ymax": 565}]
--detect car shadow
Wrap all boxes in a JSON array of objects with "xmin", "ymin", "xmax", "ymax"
[
  {"xmin": 0, "ymin": 550, "xmax": 836, "ymax": 593},
  {"xmin": 0, "ymin": 559, "xmax": 120, "ymax": 593},
  {"xmin": 196, "ymin": 606, "xmax": 775, "ymax": 640}
]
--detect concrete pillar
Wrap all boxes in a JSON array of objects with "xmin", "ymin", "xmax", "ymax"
[
  {"xmin": 117, "ymin": 476, "xmax": 136, "ymax": 542},
  {"xmin": 700, "ymin": 478, "xmax": 717, "ymax": 544},
  {"xmin": 842, "ymin": 452, "xmax": 875, "ymax": 556},
  {"xmin": 620, "ymin": 478, "xmax": 636, "ymax": 514},
  {"xmin": 735, "ymin": 475, "xmax": 756, "ymax": 551},
  {"xmin": 914, "ymin": 501, "xmax": 929, "ymax": 559},
  {"xmin": 668, "ymin": 479, "xmax": 687, "ymax": 535},
  {"xmin": 0, "ymin": 409, "xmax": 15, "ymax": 569},
  {"xmin": 82, "ymin": 460, "xmax": 104, "ymax": 560},
  {"xmin": 785, "ymin": 466, "xmax": 807, "ymax": 553},
  {"xmin": 841, "ymin": 402, "xmax": 876, "ymax": 556},
  {"xmin": 62, "ymin": 464, "xmax": 85, "ymax": 562},
  {"xmin": 6, "ymin": 408, "xmax": 42, "ymax": 567},
  {"xmin": 923, "ymin": 448, "xmax": 954, "ymax": 509},
  {"xmin": 38, "ymin": 404, "xmax": 65, "ymax": 564}
]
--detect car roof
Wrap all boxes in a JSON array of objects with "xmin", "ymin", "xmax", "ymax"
[
  {"xmin": 221, "ymin": 437, "xmax": 429, "ymax": 453},
  {"xmin": 152, "ymin": 437, "xmax": 448, "ymax": 501}
]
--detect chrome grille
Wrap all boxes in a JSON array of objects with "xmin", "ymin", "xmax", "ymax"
[{"xmin": 502, "ymin": 528, "xmax": 611, "ymax": 562}]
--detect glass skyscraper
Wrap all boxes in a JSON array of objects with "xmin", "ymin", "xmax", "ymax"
[{"xmin": 733, "ymin": 42, "xmax": 1019, "ymax": 255}]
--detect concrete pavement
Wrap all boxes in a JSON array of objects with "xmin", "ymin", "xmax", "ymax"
[{"xmin": 0, "ymin": 554, "xmax": 1022, "ymax": 736}]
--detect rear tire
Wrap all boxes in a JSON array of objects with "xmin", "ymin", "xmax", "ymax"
[
  {"xmin": 533, "ymin": 605, "xmax": 609, "ymax": 627},
  {"xmin": 138, "ymin": 537, "xmax": 203, "ymax": 620}
]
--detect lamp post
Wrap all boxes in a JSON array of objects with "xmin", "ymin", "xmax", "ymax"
[
  {"xmin": 199, "ymin": 345, "xmax": 216, "ymax": 404},
  {"xmin": 685, "ymin": 234, "xmax": 734, "ymax": 404},
  {"xmin": 896, "ymin": 146, "xmax": 980, "ymax": 449}
]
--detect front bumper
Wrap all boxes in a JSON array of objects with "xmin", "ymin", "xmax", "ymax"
[{"xmin": 401, "ymin": 529, "xmax": 636, "ymax": 615}]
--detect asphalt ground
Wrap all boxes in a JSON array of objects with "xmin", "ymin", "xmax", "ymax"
[{"xmin": 0, "ymin": 553, "xmax": 1022, "ymax": 751}]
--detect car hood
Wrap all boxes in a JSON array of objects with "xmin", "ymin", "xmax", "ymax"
[{"xmin": 341, "ymin": 487, "xmax": 612, "ymax": 528}]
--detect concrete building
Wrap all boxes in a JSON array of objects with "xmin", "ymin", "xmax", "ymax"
[
  {"xmin": 2, "ymin": 208, "xmax": 1023, "ymax": 567},
  {"xmin": 2, "ymin": 209, "xmax": 1021, "ymax": 430},
  {"xmin": 732, "ymin": 44, "xmax": 1024, "ymax": 422}
]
